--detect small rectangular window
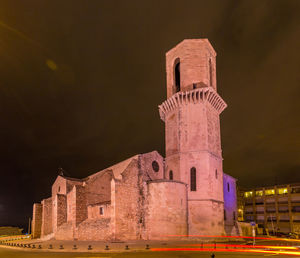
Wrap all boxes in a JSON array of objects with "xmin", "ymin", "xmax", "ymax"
[{"xmin": 99, "ymin": 207, "xmax": 104, "ymax": 215}]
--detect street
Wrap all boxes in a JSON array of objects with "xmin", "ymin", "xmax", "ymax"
[{"xmin": 0, "ymin": 246, "xmax": 296, "ymax": 258}]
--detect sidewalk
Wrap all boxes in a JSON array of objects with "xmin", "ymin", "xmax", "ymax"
[{"xmin": 0, "ymin": 237, "xmax": 244, "ymax": 253}]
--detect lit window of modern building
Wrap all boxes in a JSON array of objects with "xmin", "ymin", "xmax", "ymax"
[{"xmin": 238, "ymin": 183, "xmax": 300, "ymax": 234}]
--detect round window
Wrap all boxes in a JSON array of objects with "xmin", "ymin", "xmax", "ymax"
[{"xmin": 152, "ymin": 161, "xmax": 159, "ymax": 172}]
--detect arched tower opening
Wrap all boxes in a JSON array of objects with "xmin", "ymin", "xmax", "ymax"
[
  {"xmin": 174, "ymin": 58, "xmax": 180, "ymax": 93},
  {"xmin": 209, "ymin": 58, "xmax": 213, "ymax": 87}
]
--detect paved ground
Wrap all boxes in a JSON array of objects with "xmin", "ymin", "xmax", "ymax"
[
  {"xmin": 0, "ymin": 247, "xmax": 295, "ymax": 258},
  {"xmin": 1, "ymin": 236, "xmax": 300, "ymax": 257}
]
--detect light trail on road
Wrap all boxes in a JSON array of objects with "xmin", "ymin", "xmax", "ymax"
[
  {"xmin": 177, "ymin": 243, "xmax": 298, "ymax": 250},
  {"xmin": 163, "ymin": 234, "xmax": 300, "ymax": 242},
  {"xmin": 151, "ymin": 247, "xmax": 300, "ymax": 256}
]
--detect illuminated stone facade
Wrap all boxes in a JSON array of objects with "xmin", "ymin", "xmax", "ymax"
[{"xmin": 31, "ymin": 39, "xmax": 238, "ymax": 240}]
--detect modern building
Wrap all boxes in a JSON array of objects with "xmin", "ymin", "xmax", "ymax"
[
  {"xmin": 31, "ymin": 39, "xmax": 239, "ymax": 241},
  {"xmin": 239, "ymin": 183, "xmax": 300, "ymax": 234}
]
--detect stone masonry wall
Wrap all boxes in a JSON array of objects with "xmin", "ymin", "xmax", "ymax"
[
  {"xmin": 181, "ymin": 150, "xmax": 224, "ymax": 235},
  {"xmin": 166, "ymin": 39, "xmax": 217, "ymax": 98},
  {"xmin": 146, "ymin": 180, "xmax": 188, "ymax": 240},
  {"xmin": 88, "ymin": 202, "xmax": 111, "ymax": 219},
  {"xmin": 77, "ymin": 218, "xmax": 112, "ymax": 241},
  {"xmin": 188, "ymin": 200, "xmax": 224, "ymax": 236},
  {"xmin": 67, "ymin": 186, "xmax": 76, "ymax": 223},
  {"xmin": 41, "ymin": 197, "xmax": 53, "ymax": 237},
  {"xmin": 52, "ymin": 176, "xmax": 67, "ymax": 196},
  {"xmin": 55, "ymin": 222, "xmax": 74, "ymax": 240},
  {"xmin": 85, "ymin": 172, "xmax": 112, "ymax": 206},
  {"xmin": 112, "ymin": 159, "xmax": 140, "ymax": 240},
  {"xmin": 138, "ymin": 152, "xmax": 165, "ymax": 239},
  {"xmin": 60, "ymin": 185, "xmax": 87, "ymax": 240},
  {"xmin": 32, "ymin": 203, "xmax": 42, "ymax": 238},
  {"xmin": 75, "ymin": 185, "xmax": 87, "ymax": 226},
  {"xmin": 139, "ymin": 151, "xmax": 164, "ymax": 181},
  {"xmin": 66, "ymin": 180, "xmax": 84, "ymax": 193},
  {"xmin": 53, "ymin": 194, "xmax": 67, "ymax": 233},
  {"xmin": 66, "ymin": 185, "xmax": 87, "ymax": 226},
  {"xmin": 164, "ymin": 39, "xmax": 226, "ymax": 237},
  {"xmin": 207, "ymin": 106, "xmax": 221, "ymax": 156}
]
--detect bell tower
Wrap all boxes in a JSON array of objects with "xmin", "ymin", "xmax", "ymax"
[{"xmin": 159, "ymin": 39, "xmax": 227, "ymax": 235}]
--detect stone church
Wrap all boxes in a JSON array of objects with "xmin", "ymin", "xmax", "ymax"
[{"xmin": 31, "ymin": 39, "xmax": 238, "ymax": 241}]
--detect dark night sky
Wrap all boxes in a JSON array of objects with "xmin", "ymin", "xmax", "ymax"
[{"xmin": 0, "ymin": 0, "xmax": 299, "ymax": 229}]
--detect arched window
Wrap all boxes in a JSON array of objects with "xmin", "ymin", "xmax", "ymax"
[
  {"xmin": 215, "ymin": 169, "xmax": 218, "ymax": 179},
  {"xmin": 227, "ymin": 182, "xmax": 230, "ymax": 192},
  {"xmin": 209, "ymin": 58, "xmax": 213, "ymax": 87},
  {"xmin": 169, "ymin": 170, "xmax": 173, "ymax": 180},
  {"xmin": 190, "ymin": 167, "xmax": 196, "ymax": 191},
  {"xmin": 174, "ymin": 58, "xmax": 180, "ymax": 93}
]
